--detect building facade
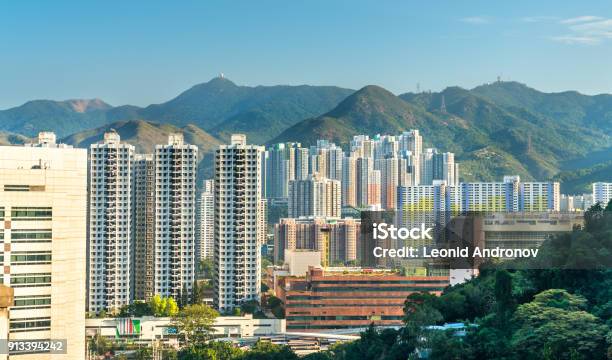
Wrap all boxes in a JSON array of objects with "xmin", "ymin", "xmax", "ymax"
[
  {"xmin": 593, "ymin": 182, "xmax": 612, "ymax": 207},
  {"xmin": 278, "ymin": 267, "xmax": 449, "ymax": 331},
  {"xmin": 88, "ymin": 132, "xmax": 135, "ymax": 313},
  {"xmin": 0, "ymin": 132, "xmax": 87, "ymax": 359},
  {"xmin": 288, "ymin": 176, "xmax": 341, "ymax": 219},
  {"xmin": 274, "ymin": 217, "xmax": 360, "ymax": 264},
  {"xmin": 154, "ymin": 134, "xmax": 198, "ymax": 300},
  {"xmin": 214, "ymin": 134, "xmax": 264, "ymax": 313},
  {"xmin": 196, "ymin": 179, "xmax": 214, "ymax": 260}
]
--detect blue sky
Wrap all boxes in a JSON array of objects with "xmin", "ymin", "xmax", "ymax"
[{"xmin": 1, "ymin": 0, "xmax": 611, "ymax": 109}]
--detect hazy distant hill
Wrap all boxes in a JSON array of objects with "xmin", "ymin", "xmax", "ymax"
[
  {"xmin": 0, "ymin": 99, "xmax": 113, "ymax": 137},
  {"xmin": 0, "ymin": 131, "xmax": 29, "ymax": 146},
  {"xmin": 4, "ymin": 79, "xmax": 612, "ymax": 184},
  {"xmin": 62, "ymin": 119, "xmax": 221, "ymax": 179},
  {"xmin": 0, "ymin": 77, "xmax": 353, "ymax": 142},
  {"xmin": 472, "ymin": 81, "xmax": 612, "ymax": 133}
]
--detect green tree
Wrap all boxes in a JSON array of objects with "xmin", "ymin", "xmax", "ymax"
[
  {"xmin": 118, "ymin": 301, "xmax": 153, "ymax": 317},
  {"xmin": 511, "ymin": 289, "xmax": 608, "ymax": 359},
  {"xmin": 428, "ymin": 330, "xmax": 474, "ymax": 360},
  {"xmin": 404, "ymin": 292, "xmax": 443, "ymax": 337},
  {"xmin": 178, "ymin": 341, "xmax": 244, "ymax": 360},
  {"xmin": 172, "ymin": 304, "xmax": 219, "ymax": 345},
  {"xmin": 240, "ymin": 340, "xmax": 298, "ymax": 360}
]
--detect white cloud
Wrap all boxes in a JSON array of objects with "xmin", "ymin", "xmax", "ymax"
[
  {"xmin": 560, "ymin": 15, "xmax": 604, "ymax": 24},
  {"xmin": 550, "ymin": 35, "xmax": 600, "ymax": 45},
  {"xmin": 552, "ymin": 16, "xmax": 612, "ymax": 45},
  {"xmin": 459, "ymin": 16, "xmax": 490, "ymax": 24}
]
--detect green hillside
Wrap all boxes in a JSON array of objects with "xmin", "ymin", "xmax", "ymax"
[
  {"xmin": 274, "ymin": 84, "xmax": 611, "ymax": 182},
  {"xmin": 62, "ymin": 119, "xmax": 221, "ymax": 180},
  {"xmin": 0, "ymin": 77, "xmax": 352, "ymax": 142}
]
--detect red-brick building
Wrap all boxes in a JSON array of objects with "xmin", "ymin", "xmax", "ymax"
[{"xmin": 277, "ymin": 267, "xmax": 449, "ymax": 331}]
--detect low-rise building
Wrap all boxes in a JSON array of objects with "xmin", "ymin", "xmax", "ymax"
[
  {"xmin": 277, "ymin": 267, "xmax": 449, "ymax": 331},
  {"xmin": 85, "ymin": 314, "xmax": 286, "ymax": 346}
]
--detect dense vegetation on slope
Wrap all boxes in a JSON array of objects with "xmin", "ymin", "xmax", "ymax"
[
  {"xmin": 0, "ymin": 77, "xmax": 353, "ymax": 141},
  {"xmin": 273, "ymin": 83, "xmax": 611, "ymax": 182}
]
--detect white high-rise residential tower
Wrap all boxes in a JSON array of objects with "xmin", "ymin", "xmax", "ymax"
[
  {"xmin": 154, "ymin": 134, "xmax": 198, "ymax": 300},
  {"xmin": 196, "ymin": 179, "xmax": 214, "ymax": 260},
  {"xmin": 88, "ymin": 132, "xmax": 135, "ymax": 313},
  {"xmin": 214, "ymin": 134, "xmax": 264, "ymax": 313}
]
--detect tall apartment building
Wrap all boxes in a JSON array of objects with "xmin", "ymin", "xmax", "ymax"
[
  {"xmin": 341, "ymin": 155, "xmax": 357, "ymax": 207},
  {"xmin": 196, "ymin": 179, "xmax": 214, "ymax": 260},
  {"xmin": 420, "ymin": 148, "xmax": 458, "ymax": 186},
  {"xmin": 356, "ymin": 157, "xmax": 373, "ymax": 207},
  {"xmin": 376, "ymin": 157, "xmax": 411, "ymax": 210},
  {"xmin": 399, "ymin": 130, "xmax": 422, "ymax": 185},
  {"xmin": 288, "ymin": 176, "xmax": 341, "ymax": 218},
  {"xmin": 88, "ymin": 132, "xmax": 135, "ymax": 313},
  {"xmin": 294, "ymin": 147, "xmax": 310, "ymax": 181},
  {"xmin": 0, "ymin": 132, "xmax": 87, "ymax": 359},
  {"xmin": 593, "ymin": 182, "xmax": 612, "ymax": 207},
  {"xmin": 325, "ymin": 145, "xmax": 343, "ymax": 181},
  {"xmin": 154, "ymin": 134, "xmax": 198, "ymax": 300},
  {"xmin": 214, "ymin": 134, "xmax": 264, "ymax": 313},
  {"xmin": 134, "ymin": 154, "xmax": 155, "ymax": 301},
  {"xmin": 274, "ymin": 217, "xmax": 360, "ymax": 264},
  {"xmin": 265, "ymin": 143, "xmax": 296, "ymax": 200}
]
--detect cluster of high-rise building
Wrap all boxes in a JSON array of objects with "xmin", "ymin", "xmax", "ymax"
[
  {"xmin": 88, "ymin": 132, "xmax": 198, "ymax": 313},
  {"xmin": 263, "ymin": 131, "xmax": 458, "ymax": 213},
  {"xmin": 1, "ymin": 127, "xmax": 610, "ymax": 355}
]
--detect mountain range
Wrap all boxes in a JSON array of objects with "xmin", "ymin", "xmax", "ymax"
[{"xmin": 1, "ymin": 77, "xmax": 611, "ymax": 193}]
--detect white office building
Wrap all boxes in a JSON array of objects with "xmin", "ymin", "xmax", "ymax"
[
  {"xmin": 0, "ymin": 132, "xmax": 87, "ymax": 359},
  {"xmin": 214, "ymin": 134, "xmax": 264, "ymax": 313}
]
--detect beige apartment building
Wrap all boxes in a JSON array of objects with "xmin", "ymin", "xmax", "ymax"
[{"xmin": 0, "ymin": 132, "xmax": 87, "ymax": 359}]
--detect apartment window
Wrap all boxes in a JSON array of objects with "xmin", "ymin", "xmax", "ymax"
[{"xmin": 11, "ymin": 207, "xmax": 52, "ymax": 221}]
